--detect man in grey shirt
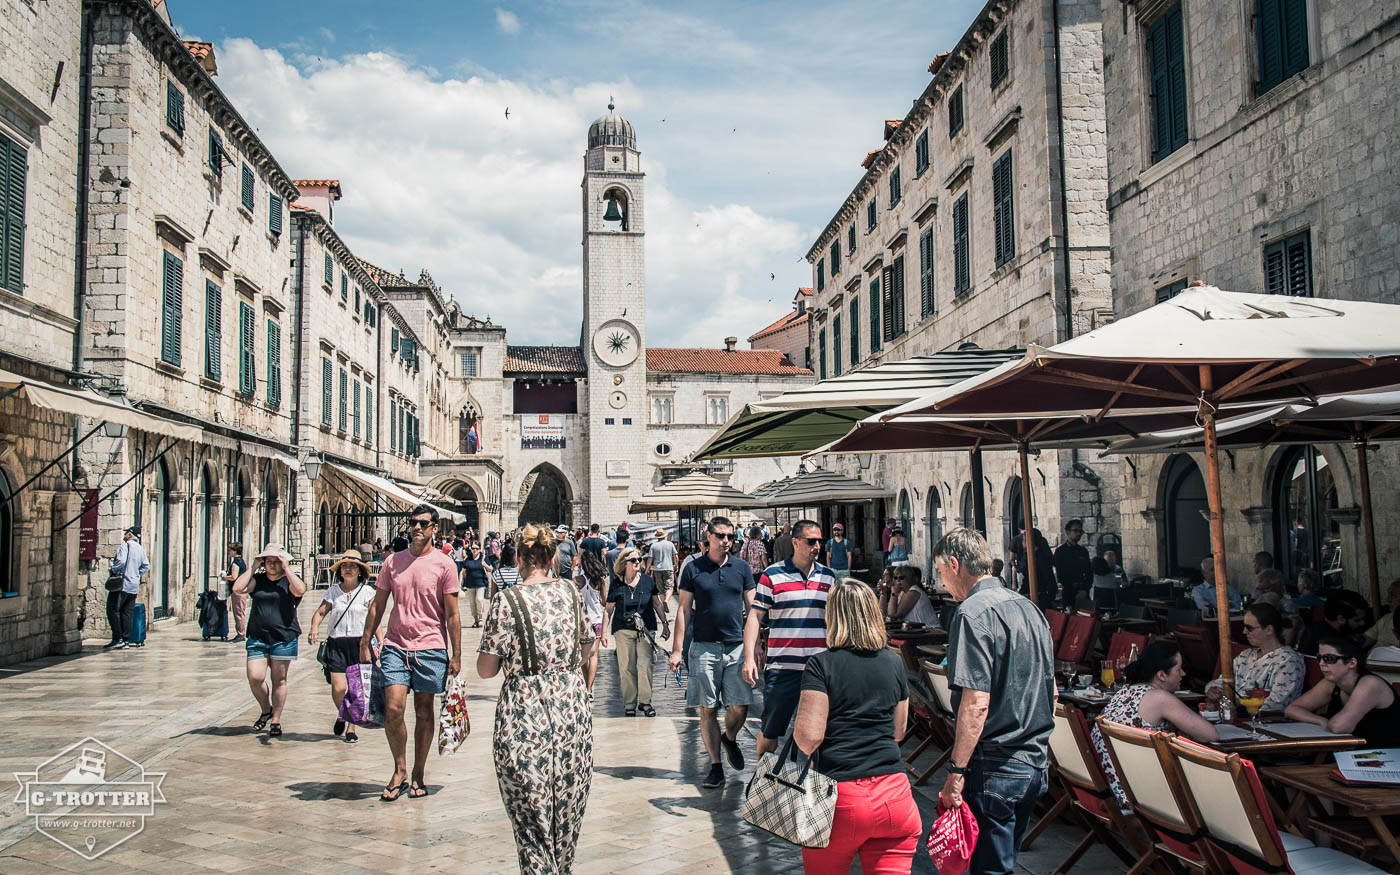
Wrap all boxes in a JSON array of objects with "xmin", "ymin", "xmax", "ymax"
[
  {"xmin": 933, "ymin": 527, "xmax": 1053, "ymax": 875},
  {"xmin": 106, "ymin": 526, "xmax": 149, "ymax": 650},
  {"xmin": 553, "ymin": 525, "xmax": 578, "ymax": 579},
  {"xmin": 647, "ymin": 529, "xmax": 677, "ymax": 616}
]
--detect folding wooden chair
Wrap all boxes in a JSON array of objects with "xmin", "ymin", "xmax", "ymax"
[
  {"xmin": 907, "ymin": 659, "xmax": 957, "ymax": 786},
  {"xmin": 1163, "ymin": 734, "xmax": 1386, "ymax": 874},
  {"xmin": 1096, "ymin": 720, "xmax": 1220, "ymax": 872}
]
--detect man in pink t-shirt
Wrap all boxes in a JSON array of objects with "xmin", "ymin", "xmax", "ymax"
[{"xmin": 360, "ymin": 505, "xmax": 461, "ymax": 802}]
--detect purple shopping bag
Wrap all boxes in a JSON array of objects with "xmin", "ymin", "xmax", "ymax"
[{"xmin": 338, "ymin": 662, "xmax": 383, "ymax": 728}]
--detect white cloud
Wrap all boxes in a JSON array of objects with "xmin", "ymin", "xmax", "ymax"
[
  {"xmin": 318, "ymin": 26, "xmax": 335, "ymax": 43},
  {"xmin": 494, "ymin": 8, "xmax": 521, "ymax": 36},
  {"xmin": 214, "ymin": 39, "xmax": 807, "ymax": 348}
]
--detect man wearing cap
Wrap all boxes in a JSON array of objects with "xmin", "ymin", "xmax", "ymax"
[
  {"xmin": 360, "ymin": 505, "xmax": 461, "ymax": 801},
  {"xmin": 647, "ymin": 529, "xmax": 677, "ymax": 616},
  {"xmin": 553, "ymin": 524, "xmax": 578, "ymax": 580},
  {"xmin": 106, "ymin": 526, "xmax": 149, "ymax": 649},
  {"xmin": 825, "ymin": 524, "xmax": 853, "ymax": 577}
]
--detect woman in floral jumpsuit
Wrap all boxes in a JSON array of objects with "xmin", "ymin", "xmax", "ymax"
[{"xmin": 477, "ymin": 523, "xmax": 596, "ymax": 874}]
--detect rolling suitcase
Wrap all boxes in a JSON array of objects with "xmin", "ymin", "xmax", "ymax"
[
  {"xmin": 197, "ymin": 592, "xmax": 229, "ymax": 641},
  {"xmin": 128, "ymin": 603, "xmax": 147, "ymax": 646}
]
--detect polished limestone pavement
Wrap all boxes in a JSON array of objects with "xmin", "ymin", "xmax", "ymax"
[{"xmin": 0, "ymin": 595, "xmax": 1119, "ymax": 873}]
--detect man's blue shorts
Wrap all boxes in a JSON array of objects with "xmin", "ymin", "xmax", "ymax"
[
  {"xmin": 380, "ymin": 644, "xmax": 448, "ymax": 694},
  {"xmin": 760, "ymin": 668, "xmax": 804, "ymax": 739}
]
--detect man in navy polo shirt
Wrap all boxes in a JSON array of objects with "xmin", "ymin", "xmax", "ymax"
[
  {"xmin": 743, "ymin": 519, "xmax": 836, "ymax": 757},
  {"xmin": 670, "ymin": 516, "xmax": 755, "ymax": 789}
]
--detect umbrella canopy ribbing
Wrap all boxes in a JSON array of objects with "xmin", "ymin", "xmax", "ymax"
[
  {"xmin": 627, "ymin": 472, "xmax": 762, "ymax": 514},
  {"xmin": 758, "ymin": 467, "xmax": 891, "ymax": 508}
]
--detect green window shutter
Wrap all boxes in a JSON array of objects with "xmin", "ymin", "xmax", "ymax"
[
  {"xmin": 831, "ymin": 240, "xmax": 840, "ymax": 276},
  {"xmin": 340, "ymin": 272, "xmax": 347, "ymax": 301},
  {"xmin": 1257, "ymin": 0, "xmax": 1309, "ymax": 93},
  {"xmin": 892, "ymin": 255, "xmax": 906, "ymax": 336},
  {"xmin": 833, "ymin": 314, "xmax": 842, "ymax": 376},
  {"xmin": 868, "ymin": 279, "xmax": 881, "ymax": 352},
  {"xmin": 990, "ymin": 30, "xmax": 1009, "ymax": 88},
  {"xmin": 204, "ymin": 280, "xmax": 221, "ymax": 381},
  {"xmin": 267, "ymin": 320, "xmax": 281, "ymax": 406},
  {"xmin": 1155, "ymin": 279, "xmax": 1188, "ymax": 303},
  {"xmin": 208, "ymin": 129, "xmax": 223, "ymax": 178},
  {"xmin": 953, "ymin": 194, "xmax": 971, "ymax": 294},
  {"xmin": 915, "ymin": 130, "xmax": 929, "ymax": 175},
  {"xmin": 847, "ymin": 224, "xmax": 855, "ymax": 255},
  {"xmin": 324, "ymin": 253, "xmax": 333, "ymax": 286},
  {"xmin": 949, "ymin": 86, "xmax": 964, "ymax": 138},
  {"xmin": 338, "ymin": 368, "xmax": 347, "ymax": 431},
  {"xmin": 889, "ymin": 166, "xmax": 901, "ymax": 206},
  {"xmin": 165, "ymin": 82, "xmax": 184, "ymax": 136},
  {"xmin": 919, "ymin": 227, "xmax": 935, "ymax": 318},
  {"xmin": 849, "ymin": 299, "xmax": 859, "ymax": 365},
  {"xmin": 867, "ymin": 198, "xmax": 876, "ymax": 231},
  {"xmin": 268, "ymin": 193, "xmax": 283, "ymax": 235},
  {"xmin": 161, "ymin": 251, "xmax": 183, "ymax": 365},
  {"xmin": 1264, "ymin": 230, "xmax": 1313, "ymax": 297},
  {"xmin": 993, "ymin": 150, "xmax": 1015, "ymax": 267},
  {"xmin": 364, "ymin": 394, "xmax": 372, "ymax": 446},
  {"xmin": 389, "ymin": 401, "xmax": 397, "ymax": 451},
  {"xmin": 816, "ymin": 259, "xmax": 824, "ymax": 292},
  {"xmin": 321, "ymin": 359, "xmax": 332, "ymax": 425},
  {"xmin": 391, "ymin": 327, "xmax": 399, "ymax": 354},
  {"xmin": 353, "ymin": 285, "xmax": 360, "ymax": 312},
  {"xmin": 238, "ymin": 301, "xmax": 256, "ymax": 395},
  {"xmin": 818, "ymin": 328, "xmax": 827, "ymax": 380},
  {"xmin": 353, "ymin": 380, "xmax": 361, "ymax": 439},
  {"xmin": 1, "ymin": 135, "xmax": 27, "ymax": 295},
  {"xmin": 1150, "ymin": 6, "xmax": 1189, "ymax": 162},
  {"xmin": 880, "ymin": 265, "xmax": 894, "ymax": 342},
  {"xmin": 240, "ymin": 165, "xmax": 254, "ymax": 211}
]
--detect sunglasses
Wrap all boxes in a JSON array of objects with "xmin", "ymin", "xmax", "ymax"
[
  {"xmin": 1318, "ymin": 653, "xmax": 1351, "ymax": 664},
  {"xmin": 802, "ymin": 537, "xmax": 822, "ymax": 546},
  {"xmin": 407, "ymin": 518, "xmax": 436, "ymax": 529},
  {"xmin": 1241, "ymin": 623, "xmax": 1259, "ymax": 632},
  {"xmin": 710, "ymin": 532, "xmax": 734, "ymax": 541},
  {"xmin": 625, "ymin": 557, "xmax": 641, "ymax": 565}
]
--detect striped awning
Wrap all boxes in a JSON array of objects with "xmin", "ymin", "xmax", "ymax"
[
  {"xmin": 690, "ymin": 348, "xmax": 1022, "ymax": 460},
  {"xmin": 757, "ymin": 467, "xmax": 891, "ymax": 507},
  {"xmin": 627, "ymin": 471, "xmax": 762, "ymax": 514}
]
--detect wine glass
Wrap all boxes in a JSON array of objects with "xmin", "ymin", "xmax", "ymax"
[{"xmin": 1056, "ymin": 659, "xmax": 1076, "ymax": 691}]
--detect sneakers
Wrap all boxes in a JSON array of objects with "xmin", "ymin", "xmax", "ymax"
[
  {"xmin": 720, "ymin": 732, "xmax": 745, "ymax": 771},
  {"xmin": 103, "ymin": 640, "xmax": 122, "ymax": 650},
  {"xmin": 333, "ymin": 719, "xmax": 346, "ymax": 737},
  {"xmin": 230, "ymin": 635, "xmax": 246, "ymax": 643},
  {"xmin": 344, "ymin": 729, "xmax": 358, "ymax": 744},
  {"xmin": 702, "ymin": 762, "xmax": 725, "ymax": 789}
]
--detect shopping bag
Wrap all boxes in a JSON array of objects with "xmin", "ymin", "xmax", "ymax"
[
  {"xmin": 437, "ymin": 675, "xmax": 471, "ymax": 755},
  {"xmin": 926, "ymin": 800, "xmax": 979, "ymax": 875},
  {"xmin": 367, "ymin": 661, "xmax": 387, "ymax": 727},
  {"xmin": 739, "ymin": 736, "xmax": 836, "ymax": 848},
  {"xmin": 338, "ymin": 662, "xmax": 383, "ymax": 728}
]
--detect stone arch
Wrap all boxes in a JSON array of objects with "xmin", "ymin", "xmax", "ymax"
[
  {"xmin": 599, "ymin": 183, "xmax": 634, "ymax": 231},
  {"xmin": 0, "ymin": 445, "xmax": 27, "ymax": 599},
  {"xmin": 517, "ymin": 463, "xmax": 573, "ymax": 528},
  {"xmin": 1157, "ymin": 454, "xmax": 1209, "ymax": 578},
  {"xmin": 1003, "ymin": 475, "xmax": 1026, "ymax": 552}
]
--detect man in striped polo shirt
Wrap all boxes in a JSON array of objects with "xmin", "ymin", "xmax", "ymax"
[{"xmin": 742, "ymin": 519, "xmax": 837, "ymax": 757}]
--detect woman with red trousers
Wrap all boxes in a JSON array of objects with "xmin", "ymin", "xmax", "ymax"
[{"xmin": 794, "ymin": 578, "xmax": 921, "ymax": 874}]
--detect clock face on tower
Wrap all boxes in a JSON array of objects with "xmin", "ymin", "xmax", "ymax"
[{"xmin": 592, "ymin": 319, "xmax": 640, "ymax": 368}]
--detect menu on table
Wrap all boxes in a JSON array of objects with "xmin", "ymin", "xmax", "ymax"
[
  {"xmin": 1261, "ymin": 722, "xmax": 1349, "ymax": 739},
  {"xmin": 1333, "ymin": 749, "xmax": 1400, "ymax": 785}
]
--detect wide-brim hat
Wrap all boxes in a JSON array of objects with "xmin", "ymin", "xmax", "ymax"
[
  {"xmin": 329, "ymin": 549, "xmax": 371, "ymax": 578},
  {"xmin": 653, "ymin": 529, "xmax": 667, "ymax": 539},
  {"xmin": 253, "ymin": 543, "xmax": 293, "ymax": 563}
]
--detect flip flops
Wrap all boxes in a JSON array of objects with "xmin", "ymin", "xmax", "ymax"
[
  {"xmin": 409, "ymin": 781, "xmax": 429, "ymax": 799},
  {"xmin": 380, "ymin": 781, "xmax": 409, "ymax": 802}
]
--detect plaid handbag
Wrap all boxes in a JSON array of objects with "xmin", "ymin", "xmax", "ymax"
[{"xmin": 739, "ymin": 735, "xmax": 837, "ymax": 848}]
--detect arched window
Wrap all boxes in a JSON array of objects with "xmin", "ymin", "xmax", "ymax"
[
  {"xmin": 0, "ymin": 469, "xmax": 15, "ymax": 597},
  {"xmin": 1162, "ymin": 455, "xmax": 1209, "ymax": 578},
  {"xmin": 897, "ymin": 489, "xmax": 912, "ymax": 534},
  {"xmin": 926, "ymin": 489, "xmax": 943, "ymax": 570},
  {"xmin": 960, "ymin": 483, "xmax": 975, "ymax": 529},
  {"xmin": 318, "ymin": 502, "xmax": 330, "ymax": 554},
  {"xmin": 458, "ymin": 404, "xmax": 480, "ymax": 455},
  {"xmin": 1274, "ymin": 445, "xmax": 1339, "ymax": 585},
  {"xmin": 1007, "ymin": 477, "xmax": 1025, "ymax": 536}
]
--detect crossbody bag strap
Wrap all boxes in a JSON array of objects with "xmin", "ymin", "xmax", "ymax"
[
  {"xmin": 328, "ymin": 584, "xmax": 366, "ymax": 638},
  {"xmin": 502, "ymin": 585, "xmax": 540, "ymax": 675}
]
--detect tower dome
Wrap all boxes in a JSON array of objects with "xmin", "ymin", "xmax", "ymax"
[{"xmin": 587, "ymin": 99, "xmax": 636, "ymax": 150}]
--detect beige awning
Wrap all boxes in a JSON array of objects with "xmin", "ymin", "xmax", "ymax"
[
  {"xmin": 628, "ymin": 471, "xmax": 762, "ymax": 514},
  {"xmin": 0, "ymin": 368, "xmax": 203, "ymax": 443},
  {"xmin": 324, "ymin": 462, "xmax": 464, "ymax": 524}
]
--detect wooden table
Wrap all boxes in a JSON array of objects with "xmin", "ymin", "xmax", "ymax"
[
  {"xmin": 888, "ymin": 629, "xmax": 948, "ymax": 673},
  {"xmin": 1207, "ymin": 724, "xmax": 1366, "ymax": 759},
  {"xmin": 1098, "ymin": 616, "xmax": 1159, "ymax": 632},
  {"xmin": 1261, "ymin": 763, "xmax": 1400, "ymax": 869}
]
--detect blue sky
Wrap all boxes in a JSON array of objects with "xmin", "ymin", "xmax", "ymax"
[{"xmin": 175, "ymin": 0, "xmax": 985, "ymax": 346}]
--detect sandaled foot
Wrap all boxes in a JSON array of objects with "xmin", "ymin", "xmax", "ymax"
[
  {"xmin": 253, "ymin": 710, "xmax": 273, "ymax": 731},
  {"xmin": 380, "ymin": 780, "xmax": 409, "ymax": 802},
  {"xmin": 639, "ymin": 703, "xmax": 656, "ymax": 717},
  {"xmin": 624, "ymin": 706, "xmax": 637, "ymax": 717},
  {"xmin": 268, "ymin": 723, "xmax": 282, "ymax": 738},
  {"xmin": 409, "ymin": 781, "xmax": 429, "ymax": 798}
]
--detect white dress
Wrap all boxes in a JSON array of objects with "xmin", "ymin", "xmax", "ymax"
[{"xmin": 903, "ymin": 587, "xmax": 940, "ymax": 627}]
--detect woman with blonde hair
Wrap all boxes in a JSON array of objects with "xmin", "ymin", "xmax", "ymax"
[
  {"xmin": 478, "ymin": 523, "xmax": 596, "ymax": 874},
  {"xmin": 793, "ymin": 578, "xmax": 921, "ymax": 874},
  {"xmin": 604, "ymin": 545, "xmax": 670, "ymax": 717}
]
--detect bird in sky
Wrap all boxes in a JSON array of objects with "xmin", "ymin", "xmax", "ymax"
[
  {"xmin": 770, "ymin": 273, "xmax": 775, "ymax": 280},
  {"xmin": 504, "ymin": 107, "xmax": 510, "ymax": 119}
]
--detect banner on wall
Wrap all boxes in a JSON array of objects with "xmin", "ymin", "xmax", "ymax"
[{"xmin": 520, "ymin": 414, "xmax": 565, "ymax": 450}]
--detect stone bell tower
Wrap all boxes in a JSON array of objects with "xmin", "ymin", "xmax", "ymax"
[{"xmin": 582, "ymin": 100, "xmax": 647, "ymax": 527}]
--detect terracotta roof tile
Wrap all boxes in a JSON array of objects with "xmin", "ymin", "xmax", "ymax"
[
  {"xmin": 747, "ymin": 309, "xmax": 809, "ymax": 343},
  {"xmin": 504, "ymin": 345, "xmax": 585, "ymax": 374},
  {"xmin": 293, "ymin": 179, "xmax": 343, "ymax": 198},
  {"xmin": 883, "ymin": 119, "xmax": 902, "ymax": 140},
  {"xmin": 928, "ymin": 50, "xmax": 951, "ymax": 75},
  {"xmin": 184, "ymin": 40, "xmax": 212, "ymax": 61},
  {"xmin": 359, "ymin": 259, "xmax": 407, "ymax": 287},
  {"xmin": 861, "ymin": 149, "xmax": 882, "ymax": 169},
  {"xmin": 647, "ymin": 348, "xmax": 810, "ymax": 376}
]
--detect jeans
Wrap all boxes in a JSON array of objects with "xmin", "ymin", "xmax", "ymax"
[
  {"xmin": 965, "ymin": 756, "xmax": 1049, "ymax": 875},
  {"xmin": 106, "ymin": 591, "xmax": 135, "ymax": 641},
  {"xmin": 801, "ymin": 772, "xmax": 921, "ymax": 874}
]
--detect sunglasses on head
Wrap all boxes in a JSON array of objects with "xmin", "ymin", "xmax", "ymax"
[{"xmin": 1318, "ymin": 653, "xmax": 1351, "ymax": 664}]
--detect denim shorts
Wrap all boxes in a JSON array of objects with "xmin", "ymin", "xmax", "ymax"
[
  {"xmin": 245, "ymin": 637, "xmax": 297, "ymax": 661},
  {"xmin": 379, "ymin": 644, "xmax": 448, "ymax": 694},
  {"xmin": 686, "ymin": 641, "xmax": 753, "ymax": 709},
  {"xmin": 760, "ymin": 668, "xmax": 804, "ymax": 739}
]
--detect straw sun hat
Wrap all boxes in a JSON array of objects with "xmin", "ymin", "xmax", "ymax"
[
  {"xmin": 328, "ymin": 549, "xmax": 371, "ymax": 578},
  {"xmin": 253, "ymin": 543, "xmax": 293, "ymax": 563}
]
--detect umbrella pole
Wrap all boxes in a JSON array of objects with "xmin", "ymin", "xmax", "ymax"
[
  {"xmin": 1199, "ymin": 366, "xmax": 1235, "ymax": 694},
  {"xmin": 1355, "ymin": 437, "xmax": 1381, "ymax": 612},
  {"xmin": 1018, "ymin": 442, "xmax": 1037, "ymax": 606}
]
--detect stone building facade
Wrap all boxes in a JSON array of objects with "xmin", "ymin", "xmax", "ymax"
[
  {"xmin": 1102, "ymin": 1, "xmax": 1400, "ymax": 592},
  {"xmin": 747, "ymin": 288, "xmax": 812, "ymax": 369},
  {"xmin": 802, "ymin": 0, "xmax": 1115, "ymax": 571}
]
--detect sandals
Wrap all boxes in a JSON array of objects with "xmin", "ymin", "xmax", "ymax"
[
  {"xmin": 639, "ymin": 703, "xmax": 656, "ymax": 718},
  {"xmin": 409, "ymin": 781, "xmax": 429, "ymax": 799},
  {"xmin": 380, "ymin": 781, "xmax": 409, "ymax": 803},
  {"xmin": 253, "ymin": 710, "xmax": 273, "ymax": 731},
  {"xmin": 624, "ymin": 706, "xmax": 637, "ymax": 717},
  {"xmin": 268, "ymin": 723, "xmax": 282, "ymax": 738}
]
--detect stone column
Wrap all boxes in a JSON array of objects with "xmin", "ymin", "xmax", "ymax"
[{"xmin": 49, "ymin": 491, "xmax": 83, "ymax": 655}]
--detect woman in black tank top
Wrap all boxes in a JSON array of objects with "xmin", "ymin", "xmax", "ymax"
[{"xmin": 1284, "ymin": 635, "xmax": 1400, "ymax": 747}]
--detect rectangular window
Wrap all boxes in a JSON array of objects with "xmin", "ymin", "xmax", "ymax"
[
  {"xmin": 1, "ymin": 134, "xmax": 28, "ymax": 294},
  {"xmin": 867, "ymin": 198, "xmax": 877, "ymax": 231},
  {"xmin": 868, "ymin": 279, "xmax": 881, "ymax": 353},
  {"xmin": 1149, "ymin": 4, "xmax": 1189, "ymax": 162},
  {"xmin": 847, "ymin": 224, "xmax": 856, "ymax": 256},
  {"xmin": 816, "ymin": 258, "xmax": 825, "ymax": 292},
  {"xmin": 353, "ymin": 379, "xmax": 361, "ymax": 439},
  {"xmin": 1155, "ymin": 279, "xmax": 1188, "ymax": 303},
  {"xmin": 1258, "ymin": 0, "xmax": 1309, "ymax": 94},
  {"xmin": 818, "ymin": 328, "xmax": 827, "ymax": 380},
  {"xmin": 605, "ymin": 417, "xmax": 614, "ymax": 426},
  {"xmin": 651, "ymin": 396, "xmax": 674, "ymax": 424},
  {"xmin": 915, "ymin": 129, "xmax": 929, "ymax": 176},
  {"xmin": 353, "ymin": 285, "xmax": 360, "ymax": 313},
  {"xmin": 364, "ymin": 394, "xmax": 372, "ymax": 446},
  {"xmin": 238, "ymin": 301, "xmax": 256, "ymax": 395},
  {"xmin": 849, "ymin": 299, "xmax": 859, "ymax": 366},
  {"xmin": 881, "ymin": 256, "xmax": 907, "ymax": 342},
  {"xmin": 461, "ymin": 351, "xmax": 478, "ymax": 377},
  {"xmin": 340, "ymin": 272, "xmax": 348, "ymax": 301},
  {"xmin": 949, "ymin": 85, "xmax": 964, "ymax": 138},
  {"xmin": 321, "ymin": 359, "xmax": 332, "ymax": 425},
  {"xmin": 990, "ymin": 29, "xmax": 1010, "ymax": 88},
  {"xmin": 391, "ymin": 327, "xmax": 400, "ymax": 355},
  {"xmin": 888, "ymin": 166, "xmax": 901, "ymax": 207},
  {"xmin": 830, "ymin": 240, "xmax": 841, "ymax": 276},
  {"xmin": 165, "ymin": 81, "xmax": 185, "ymax": 136},
  {"xmin": 833, "ymin": 313, "xmax": 842, "ymax": 377},
  {"xmin": 268, "ymin": 193, "xmax": 283, "ymax": 236},
  {"xmin": 919, "ymin": 227, "xmax": 936, "ymax": 318},
  {"xmin": 953, "ymin": 193, "xmax": 971, "ymax": 294},
  {"xmin": 266, "ymin": 320, "xmax": 281, "ymax": 406},
  {"xmin": 240, "ymin": 165, "xmax": 254, "ymax": 212},
  {"xmin": 1264, "ymin": 230, "xmax": 1313, "ymax": 297},
  {"xmin": 389, "ymin": 401, "xmax": 397, "ymax": 450},
  {"xmin": 207, "ymin": 128, "xmax": 223, "ymax": 178},
  {"xmin": 160, "ymin": 251, "xmax": 183, "ymax": 365},
  {"xmin": 338, "ymin": 368, "xmax": 348, "ymax": 431},
  {"xmin": 203, "ymin": 280, "xmax": 221, "ymax": 381},
  {"xmin": 993, "ymin": 149, "xmax": 1016, "ymax": 267}
]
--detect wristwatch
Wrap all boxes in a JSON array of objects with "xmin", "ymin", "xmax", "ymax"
[{"xmin": 947, "ymin": 763, "xmax": 969, "ymax": 776}]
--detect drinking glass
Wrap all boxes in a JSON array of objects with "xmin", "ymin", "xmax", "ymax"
[
  {"xmin": 1056, "ymin": 660, "xmax": 1076, "ymax": 690},
  {"xmin": 1100, "ymin": 661, "xmax": 1117, "ymax": 689},
  {"xmin": 1239, "ymin": 693, "xmax": 1268, "ymax": 734}
]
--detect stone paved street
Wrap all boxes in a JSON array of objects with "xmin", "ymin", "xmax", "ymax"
[{"xmin": 0, "ymin": 599, "xmax": 1119, "ymax": 874}]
